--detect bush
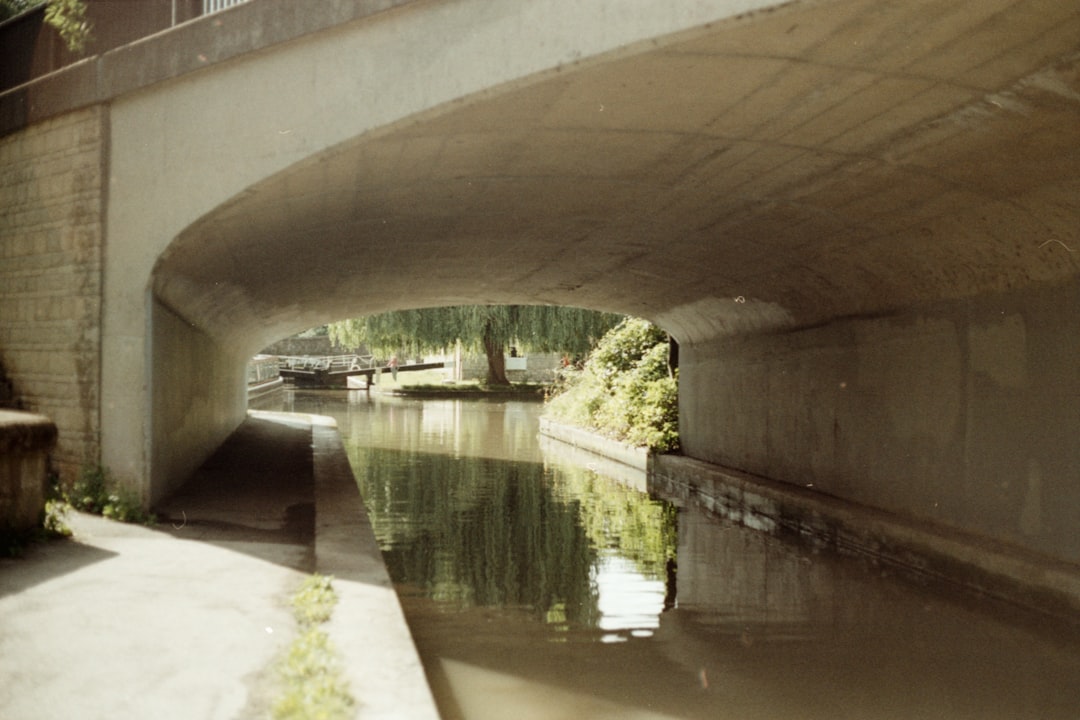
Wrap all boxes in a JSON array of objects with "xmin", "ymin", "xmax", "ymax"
[{"xmin": 546, "ymin": 318, "xmax": 679, "ymax": 452}]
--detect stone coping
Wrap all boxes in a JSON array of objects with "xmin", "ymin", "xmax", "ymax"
[{"xmin": 0, "ymin": 409, "xmax": 57, "ymax": 453}]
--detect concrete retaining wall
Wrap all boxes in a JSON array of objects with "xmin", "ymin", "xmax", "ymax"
[
  {"xmin": 149, "ymin": 299, "xmax": 248, "ymax": 505},
  {"xmin": 0, "ymin": 409, "xmax": 57, "ymax": 531},
  {"xmin": 538, "ymin": 417, "xmax": 648, "ymax": 472},
  {"xmin": 650, "ymin": 452, "xmax": 1080, "ymax": 623},
  {"xmin": 679, "ymin": 282, "xmax": 1080, "ymax": 566},
  {"xmin": 538, "ymin": 417, "xmax": 651, "ymax": 492}
]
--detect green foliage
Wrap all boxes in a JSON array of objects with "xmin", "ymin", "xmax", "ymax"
[
  {"xmin": 291, "ymin": 574, "xmax": 337, "ymax": 627},
  {"xmin": 545, "ymin": 317, "xmax": 679, "ymax": 452},
  {"xmin": 41, "ymin": 498, "xmax": 72, "ymax": 537},
  {"xmin": 273, "ymin": 574, "xmax": 354, "ymax": 720},
  {"xmin": 296, "ymin": 325, "xmax": 329, "ymax": 338},
  {"xmin": 273, "ymin": 628, "xmax": 353, "ymax": 720},
  {"xmin": 387, "ymin": 381, "xmax": 547, "ymax": 397},
  {"xmin": 275, "ymin": 633, "xmax": 351, "ymax": 719},
  {"xmin": 328, "ymin": 305, "xmax": 621, "ymax": 359},
  {"xmin": 329, "ymin": 304, "xmax": 622, "ymax": 386},
  {"xmin": 41, "ymin": 471, "xmax": 72, "ymax": 537},
  {"xmin": 43, "ymin": 0, "xmax": 89, "ymax": 52},
  {"xmin": 68, "ymin": 465, "xmax": 154, "ymax": 524},
  {"xmin": 0, "ymin": 1, "xmax": 90, "ymax": 52},
  {"xmin": 588, "ymin": 317, "xmax": 668, "ymax": 376}
]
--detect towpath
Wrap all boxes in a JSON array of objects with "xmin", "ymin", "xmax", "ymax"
[{"xmin": 0, "ymin": 411, "xmax": 437, "ymax": 720}]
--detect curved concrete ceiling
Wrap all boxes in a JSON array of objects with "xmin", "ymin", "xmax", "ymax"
[{"xmin": 153, "ymin": 0, "xmax": 1080, "ymax": 354}]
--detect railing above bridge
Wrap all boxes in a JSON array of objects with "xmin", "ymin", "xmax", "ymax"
[
  {"xmin": 203, "ymin": 0, "xmax": 250, "ymax": 15},
  {"xmin": 1, "ymin": 0, "xmax": 251, "ymax": 94}
]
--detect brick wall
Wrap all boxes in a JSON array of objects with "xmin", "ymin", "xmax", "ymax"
[{"xmin": 0, "ymin": 106, "xmax": 105, "ymax": 484}]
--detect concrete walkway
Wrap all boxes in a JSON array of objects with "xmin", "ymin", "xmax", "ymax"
[{"xmin": 0, "ymin": 411, "xmax": 438, "ymax": 720}]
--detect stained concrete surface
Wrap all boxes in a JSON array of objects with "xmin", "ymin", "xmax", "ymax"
[{"xmin": 0, "ymin": 411, "xmax": 437, "ymax": 720}]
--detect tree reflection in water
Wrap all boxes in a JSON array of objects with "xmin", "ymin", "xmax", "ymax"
[{"xmin": 351, "ymin": 443, "xmax": 676, "ymax": 634}]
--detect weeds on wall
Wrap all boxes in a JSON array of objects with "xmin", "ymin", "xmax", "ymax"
[
  {"xmin": 4, "ymin": 465, "xmax": 154, "ymax": 556},
  {"xmin": 41, "ymin": 497, "xmax": 72, "ymax": 537},
  {"xmin": 66, "ymin": 465, "xmax": 155, "ymax": 524}
]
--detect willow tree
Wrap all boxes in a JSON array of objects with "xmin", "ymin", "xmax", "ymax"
[{"xmin": 328, "ymin": 305, "xmax": 622, "ymax": 385}]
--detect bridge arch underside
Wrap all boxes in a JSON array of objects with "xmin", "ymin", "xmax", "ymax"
[{"xmin": 148, "ymin": 0, "xmax": 1080, "ymax": 563}]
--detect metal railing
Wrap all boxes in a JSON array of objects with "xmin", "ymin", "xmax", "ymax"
[
  {"xmin": 203, "ymin": 0, "xmax": 250, "ymax": 15},
  {"xmin": 247, "ymin": 355, "xmax": 280, "ymax": 384},
  {"xmin": 277, "ymin": 355, "xmax": 378, "ymax": 373},
  {"xmin": 1, "ymin": 0, "xmax": 263, "ymax": 94}
]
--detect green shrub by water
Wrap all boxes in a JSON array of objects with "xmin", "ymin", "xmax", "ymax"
[{"xmin": 545, "ymin": 318, "xmax": 679, "ymax": 452}]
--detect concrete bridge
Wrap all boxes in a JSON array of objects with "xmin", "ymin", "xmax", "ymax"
[{"xmin": 1, "ymin": 0, "xmax": 1078, "ymax": 606}]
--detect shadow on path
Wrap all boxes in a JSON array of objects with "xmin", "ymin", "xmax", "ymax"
[
  {"xmin": 154, "ymin": 412, "xmax": 316, "ymax": 572},
  {"xmin": 0, "ymin": 534, "xmax": 116, "ymax": 598}
]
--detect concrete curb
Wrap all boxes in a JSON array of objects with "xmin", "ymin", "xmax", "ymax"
[
  {"xmin": 538, "ymin": 417, "xmax": 648, "ymax": 471},
  {"xmin": 309, "ymin": 415, "xmax": 440, "ymax": 720}
]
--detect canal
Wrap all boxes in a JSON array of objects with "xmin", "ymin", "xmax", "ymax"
[{"xmin": 280, "ymin": 390, "xmax": 1080, "ymax": 720}]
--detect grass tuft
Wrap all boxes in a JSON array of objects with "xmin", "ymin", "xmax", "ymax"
[
  {"xmin": 291, "ymin": 573, "xmax": 337, "ymax": 626},
  {"xmin": 272, "ymin": 574, "xmax": 355, "ymax": 720}
]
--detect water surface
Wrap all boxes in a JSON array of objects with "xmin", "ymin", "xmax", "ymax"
[{"xmin": 283, "ymin": 390, "xmax": 1080, "ymax": 720}]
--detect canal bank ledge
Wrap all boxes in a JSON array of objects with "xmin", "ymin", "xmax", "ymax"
[
  {"xmin": 308, "ymin": 412, "xmax": 441, "ymax": 720},
  {"xmin": 539, "ymin": 418, "xmax": 1080, "ymax": 626}
]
